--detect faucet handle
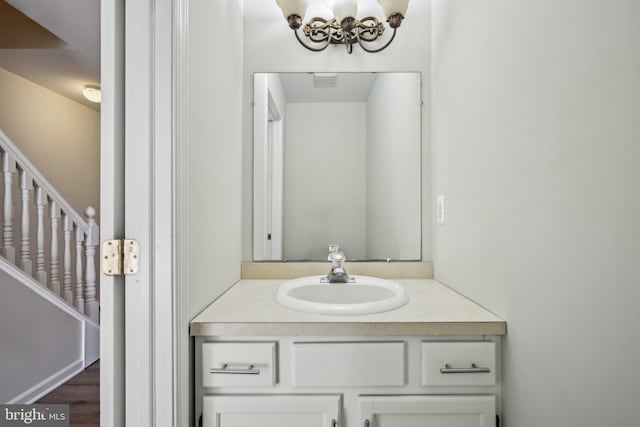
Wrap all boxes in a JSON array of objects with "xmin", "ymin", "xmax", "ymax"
[
  {"xmin": 328, "ymin": 244, "xmax": 346, "ymax": 266},
  {"xmin": 328, "ymin": 244, "xmax": 342, "ymax": 262}
]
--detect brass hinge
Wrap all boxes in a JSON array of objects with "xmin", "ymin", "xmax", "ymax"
[{"xmin": 102, "ymin": 239, "xmax": 139, "ymax": 276}]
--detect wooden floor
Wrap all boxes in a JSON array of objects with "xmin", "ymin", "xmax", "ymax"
[{"xmin": 37, "ymin": 361, "xmax": 100, "ymax": 427}]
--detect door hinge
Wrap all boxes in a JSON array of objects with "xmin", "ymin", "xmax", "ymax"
[{"xmin": 102, "ymin": 239, "xmax": 139, "ymax": 276}]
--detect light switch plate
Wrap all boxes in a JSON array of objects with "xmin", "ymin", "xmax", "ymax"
[{"xmin": 437, "ymin": 195, "xmax": 445, "ymax": 224}]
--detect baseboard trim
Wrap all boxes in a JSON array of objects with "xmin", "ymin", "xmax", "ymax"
[
  {"xmin": 7, "ymin": 359, "xmax": 84, "ymax": 404},
  {"xmin": 84, "ymin": 320, "xmax": 100, "ymax": 367}
]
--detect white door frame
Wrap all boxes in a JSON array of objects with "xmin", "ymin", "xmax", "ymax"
[
  {"xmin": 253, "ymin": 75, "xmax": 285, "ymax": 261},
  {"xmin": 99, "ymin": 0, "xmax": 125, "ymax": 424},
  {"xmin": 267, "ymin": 98, "xmax": 284, "ymax": 260},
  {"xmin": 101, "ymin": 0, "xmax": 187, "ymax": 425},
  {"xmin": 123, "ymin": 0, "xmax": 178, "ymax": 424}
]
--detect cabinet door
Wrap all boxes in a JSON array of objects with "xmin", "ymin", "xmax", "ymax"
[
  {"xmin": 203, "ymin": 395, "xmax": 341, "ymax": 427},
  {"xmin": 359, "ymin": 396, "xmax": 495, "ymax": 427}
]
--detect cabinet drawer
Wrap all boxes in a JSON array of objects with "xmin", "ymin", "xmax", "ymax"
[
  {"xmin": 293, "ymin": 342, "xmax": 405, "ymax": 387},
  {"xmin": 202, "ymin": 342, "xmax": 276, "ymax": 387},
  {"xmin": 421, "ymin": 342, "xmax": 495, "ymax": 386}
]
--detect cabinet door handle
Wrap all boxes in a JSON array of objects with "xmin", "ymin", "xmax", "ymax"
[
  {"xmin": 440, "ymin": 363, "xmax": 491, "ymax": 374},
  {"xmin": 209, "ymin": 364, "xmax": 261, "ymax": 375},
  {"xmin": 331, "ymin": 419, "xmax": 337, "ymax": 427},
  {"xmin": 364, "ymin": 420, "xmax": 370, "ymax": 427}
]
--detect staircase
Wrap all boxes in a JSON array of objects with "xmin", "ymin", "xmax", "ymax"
[{"xmin": 0, "ymin": 128, "xmax": 99, "ymax": 404}]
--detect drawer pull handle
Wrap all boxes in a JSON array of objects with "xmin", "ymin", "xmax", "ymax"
[
  {"xmin": 440, "ymin": 363, "xmax": 491, "ymax": 374},
  {"xmin": 209, "ymin": 364, "xmax": 261, "ymax": 375}
]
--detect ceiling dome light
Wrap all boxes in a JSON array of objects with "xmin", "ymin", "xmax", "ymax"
[{"xmin": 83, "ymin": 85, "xmax": 102, "ymax": 103}]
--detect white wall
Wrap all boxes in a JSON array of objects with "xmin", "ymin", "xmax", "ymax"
[
  {"xmin": 432, "ymin": 0, "xmax": 640, "ymax": 425},
  {"xmin": 0, "ymin": 268, "xmax": 82, "ymax": 403},
  {"xmin": 284, "ymin": 102, "xmax": 367, "ymax": 260},
  {"xmin": 242, "ymin": 0, "xmax": 430, "ymax": 261},
  {"xmin": 366, "ymin": 73, "xmax": 421, "ymax": 259},
  {"xmin": 0, "ymin": 67, "xmax": 100, "ymax": 217},
  {"xmin": 187, "ymin": 1, "xmax": 243, "ymax": 318}
]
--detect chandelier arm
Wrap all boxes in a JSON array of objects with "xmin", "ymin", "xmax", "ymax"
[
  {"xmin": 294, "ymin": 28, "xmax": 331, "ymax": 52},
  {"xmin": 345, "ymin": 31, "xmax": 354, "ymax": 54},
  {"xmin": 356, "ymin": 27, "xmax": 397, "ymax": 53}
]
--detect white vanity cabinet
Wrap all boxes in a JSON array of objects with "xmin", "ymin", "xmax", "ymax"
[{"xmin": 195, "ymin": 337, "xmax": 501, "ymax": 427}]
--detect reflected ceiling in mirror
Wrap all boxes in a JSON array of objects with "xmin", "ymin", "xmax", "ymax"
[{"xmin": 253, "ymin": 72, "xmax": 421, "ymax": 261}]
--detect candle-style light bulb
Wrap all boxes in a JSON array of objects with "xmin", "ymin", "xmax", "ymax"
[
  {"xmin": 275, "ymin": 0, "xmax": 310, "ymax": 29},
  {"xmin": 377, "ymin": 0, "xmax": 409, "ymax": 28},
  {"xmin": 326, "ymin": 0, "xmax": 358, "ymax": 23}
]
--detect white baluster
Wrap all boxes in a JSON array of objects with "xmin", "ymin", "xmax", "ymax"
[
  {"xmin": 2, "ymin": 152, "xmax": 16, "ymax": 263},
  {"xmin": 63, "ymin": 214, "xmax": 73, "ymax": 305},
  {"xmin": 75, "ymin": 226, "xmax": 85, "ymax": 313},
  {"xmin": 35, "ymin": 186, "xmax": 47, "ymax": 286},
  {"xmin": 19, "ymin": 170, "xmax": 33, "ymax": 275},
  {"xmin": 84, "ymin": 207, "xmax": 99, "ymax": 322},
  {"xmin": 48, "ymin": 200, "xmax": 61, "ymax": 295}
]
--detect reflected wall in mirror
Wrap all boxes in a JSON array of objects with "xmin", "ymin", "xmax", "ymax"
[{"xmin": 253, "ymin": 72, "xmax": 421, "ymax": 261}]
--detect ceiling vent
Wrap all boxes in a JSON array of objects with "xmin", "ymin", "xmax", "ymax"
[{"xmin": 313, "ymin": 73, "xmax": 338, "ymax": 88}]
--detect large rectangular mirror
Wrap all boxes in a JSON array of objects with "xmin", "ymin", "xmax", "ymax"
[{"xmin": 253, "ymin": 72, "xmax": 421, "ymax": 261}]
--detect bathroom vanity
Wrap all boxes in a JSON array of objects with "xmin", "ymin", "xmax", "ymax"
[{"xmin": 191, "ymin": 271, "xmax": 506, "ymax": 427}]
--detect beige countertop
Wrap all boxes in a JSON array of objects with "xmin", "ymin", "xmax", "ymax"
[{"xmin": 190, "ymin": 279, "xmax": 506, "ymax": 336}]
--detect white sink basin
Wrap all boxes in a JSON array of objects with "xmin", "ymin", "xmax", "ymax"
[{"xmin": 275, "ymin": 275, "xmax": 409, "ymax": 315}]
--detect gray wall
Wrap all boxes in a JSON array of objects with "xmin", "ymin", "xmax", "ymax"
[
  {"xmin": 186, "ymin": 0, "xmax": 244, "ymax": 319},
  {"xmin": 284, "ymin": 102, "xmax": 367, "ymax": 260},
  {"xmin": 366, "ymin": 73, "xmax": 421, "ymax": 260},
  {"xmin": 432, "ymin": 0, "xmax": 640, "ymax": 425},
  {"xmin": 0, "ymin": 269, "xmax": 82, "ymax": 403}
]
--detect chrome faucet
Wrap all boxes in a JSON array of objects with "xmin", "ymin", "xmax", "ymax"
[{"xmin": 324, "ymin": 244, "xmax": 351, "ymax": 283}]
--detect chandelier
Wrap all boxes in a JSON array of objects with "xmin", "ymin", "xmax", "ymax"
[{"xmin": 274, "ymin": 0, "xmax": 410, "ymax": 54}]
